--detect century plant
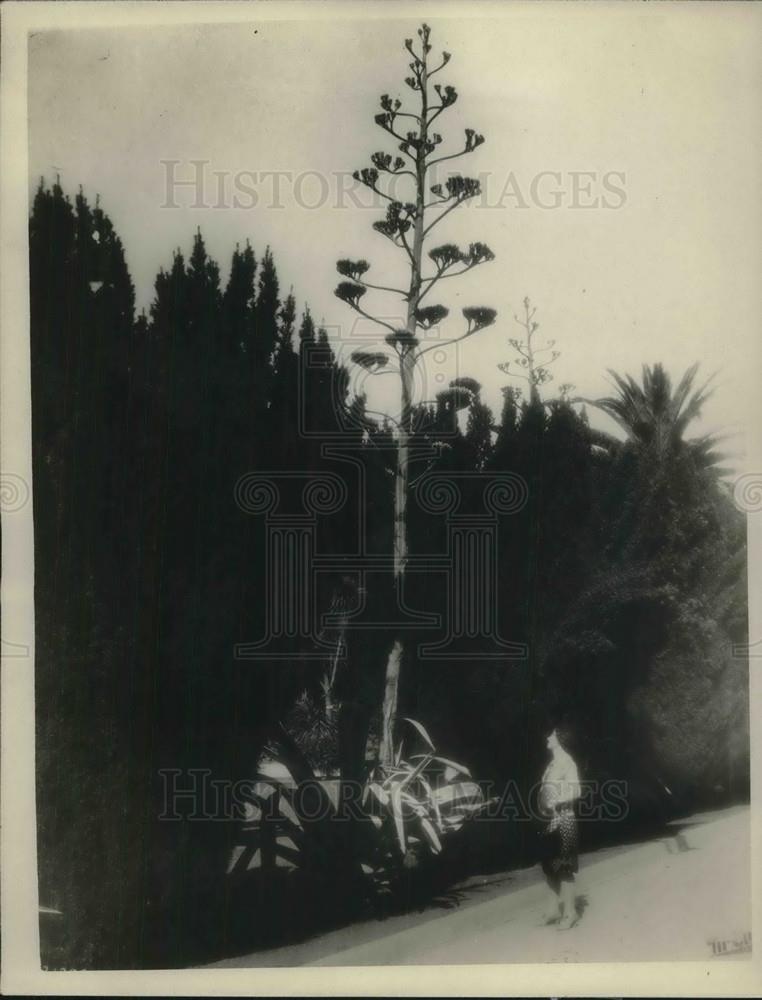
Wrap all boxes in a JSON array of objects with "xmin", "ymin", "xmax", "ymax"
[
  {"xmin": 334, "ymin": 23, "xmax": 497, "ymax": 764},
  {"xmin": 361, "ymin": 718, "xmax": 495, "ymax": 899},
  {"xmin": 497, "ymin": 296, "xmax": 562, "ymax": 405},
  {"xmin": 242, "ymin": 717, "xmax": 493, "ymax": 904}
]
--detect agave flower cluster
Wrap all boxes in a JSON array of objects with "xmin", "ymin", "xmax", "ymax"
[
  {"xmin": 450, "ymin": 376, "xmax": 482, "ymax": 396},
  {"xmin": 335, "ymin": 281, "xmax": 367, "ymax": 308},
  {"xmin": 428, "ymin": 241, "xmax": 495, "ymax": 273},
  {"xmin": 371, "ymin": 201, "xmax": 415, "ymax": 243},
  {"xmin": 350, "ymin": 350, "xmax": 389, "ymax": 372},
  {"xmin": 463, "ymin": 306, "xmax": 498, "ymax": 334},
  {"xmin": 384, "ymin": 329, "xmax": 419, "ymax": 354},
  {"xmin": 496, "ymin": 297, "xmax": 563, "ymax": 398},
  {"xmin": 415, "ymin": 304, "xmax": 449, "ymax": 329},
  {"xmin": 370, "ymin": 151, "xmax": 407, "ymax": 174},
  {"xmin": 336, "ymin": 258, "xmax": 370, "ymax": 282},
  {"xmin": 434, "ymin": 377, "xmax": 483, "ymax": 414},
  {"xmin": 429, "ymin": 175, "xmax": 481, "ymax": 203},
  {"xmin": 437, "ymin": 385, "xmax": 474, "ymax": 413}
]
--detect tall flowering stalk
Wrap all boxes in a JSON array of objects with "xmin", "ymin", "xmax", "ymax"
[
  {"xmin": 335, "ymin": 23, "xmax": 497, "ymax": 764},
  {"xmin": 497, "ymin": 296, "xmax": 561, "ymax": 405}
]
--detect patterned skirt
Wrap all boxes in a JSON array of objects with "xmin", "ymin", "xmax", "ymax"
[{"xmin": 539, "ymin": 808, "xmax": 578, "ymax": 880}]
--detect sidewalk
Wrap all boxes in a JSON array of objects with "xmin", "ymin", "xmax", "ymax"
[{"xmin": 307, "ymin": 806, "xmax": 751, "ymax": 966}]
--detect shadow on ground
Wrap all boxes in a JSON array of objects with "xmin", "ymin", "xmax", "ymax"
[{"xmin": 44, "ymin": 804, "xmax": 743, "ymax": 968}]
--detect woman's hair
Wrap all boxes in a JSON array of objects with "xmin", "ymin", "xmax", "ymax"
[{"xmin": 552, "ymin": 723, "xmax": 574, "ymax": 754}]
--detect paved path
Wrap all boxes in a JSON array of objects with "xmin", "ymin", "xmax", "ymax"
[{"xmin": 211, "ymin": 805, "xmax": 751, "ymax": 968}]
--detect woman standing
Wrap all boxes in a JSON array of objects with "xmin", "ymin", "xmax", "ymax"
[{"xmin": 538, "ymin": 727, "xmax": 581, "ymax": 929}]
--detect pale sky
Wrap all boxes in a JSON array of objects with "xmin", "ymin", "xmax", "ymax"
[{"xmin": 27, "ymin": 6, "xmax": 762, "ymax": 449}]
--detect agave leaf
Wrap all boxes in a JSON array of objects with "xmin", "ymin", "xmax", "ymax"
[
  {"xmin": 398, "ymin": 753, "xmax": 433, "ymax": 793},
  {"xmin": 401, "ymin": 717, "xmax": 436, "ymax": 751},
  {"xmin": 366, "ymin": 782, "xmax": 390, "ymax": 808},
  {"xmin": 390, "ymin": 784, "xmax": 406, "ymax": 854},
  {"xmin": 418, "ymin": 774, "xmax": 443, "ymax": 832},
  {"xmin": 419, "ymin": 816, "xmax": 443, "ymax": 854},
  {"xmin": 442, "ymin": 815, "xmax": 465, "ymax": 830},
  {"xmin": 431, "ymin": 781, "xmax": 482, "ymax": 809},
  {"xmin": 410, "ymin": 753, "xmax": 471, "ymax": 777},
  {"xmin": 383, "ymin": 764, "xmax": 410, "ymax": 777},
  {"xmin": 453, "ymin": 801, "xmax": 486, "ymax": 814},
  {"xmin": 381, "ymin": 767, "xmax": 411, "ymax": 789},
  {"xmin": 270, "ymin": 814, "xmax": 307, "ymax": 843},
  {"xmin": 274, "ymin": 843, "xmax": 302, "ymax": 866},
  {"xmin": 398, "ymin": 792, "xmax": 427, "ymax": 816},
  {"xmin": 394, "ymin": 739, "xmax": 404, "ymax": 767}
]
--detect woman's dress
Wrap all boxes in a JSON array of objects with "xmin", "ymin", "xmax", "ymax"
[{"xmin": 538, "ymin": 750, "xmax": 580, "ymax": 880}]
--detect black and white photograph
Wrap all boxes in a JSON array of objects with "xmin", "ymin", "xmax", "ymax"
[{"xmin": 2, "ymin": 1, "xmax": 761, "ymax": 994}]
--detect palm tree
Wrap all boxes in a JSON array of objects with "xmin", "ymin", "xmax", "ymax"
[{"xmin": 576, "ymin": 363, "xmax": 725, "ymax": 469}]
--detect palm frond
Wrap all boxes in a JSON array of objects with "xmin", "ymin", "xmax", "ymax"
[{"xmin": 592, "ymin": 363, "xmax": 721, "ymax": 467}]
